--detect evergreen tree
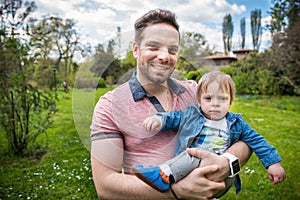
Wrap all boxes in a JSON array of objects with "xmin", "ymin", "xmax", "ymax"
[
  {"xmin": 240, "ymin": 17, "xmax": 246, "ymax": 48},
  {"xmin": 222, "ymin": 14, "xmax": 234, "ymax": 55},
  {"xmin": 251, "ymin": 9, "xmax": 262, "ymax": 50}
]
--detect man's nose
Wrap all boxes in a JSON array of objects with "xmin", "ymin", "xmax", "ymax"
[{"xmin": 157, "ymin": 48, "xmax": 170, "ymax": 62}]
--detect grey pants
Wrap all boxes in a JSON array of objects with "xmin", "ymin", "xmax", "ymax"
[{"xmin": 163, "ymin": 150, "xmax": 200, "ymax": 182}]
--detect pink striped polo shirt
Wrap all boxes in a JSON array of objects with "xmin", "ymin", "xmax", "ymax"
[{"xmin": 91, "ymin": 73, "xmax": 197, "ymax": 173}]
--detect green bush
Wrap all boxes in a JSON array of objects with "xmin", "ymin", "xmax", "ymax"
[
  {"xmin": 97, "ymin": 77, "xmax": 107, "ymax": 88},
  {"xmin": 185, "ymin": 68, "xmax": 209, "ymax": 82},
  {"xmin": 220, "ymin": 52, "xmax": 295, "ymax": 96}
]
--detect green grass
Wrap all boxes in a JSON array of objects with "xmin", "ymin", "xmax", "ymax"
[
  {"xmin": 0, "ymin": 91, "xmax": 299, "ymax": 199},
  {"xmin": 0, "ymin": 90, "xmax": 99, "ymax": 200}
]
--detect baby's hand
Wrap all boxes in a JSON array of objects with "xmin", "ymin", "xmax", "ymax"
[
  {"xmin": 143, "ymin": 115, "xmax": 162, "ymax": 132},
  {"xmin": 268, "ymin": 162, "xmax": 286, "ymax": 184}
]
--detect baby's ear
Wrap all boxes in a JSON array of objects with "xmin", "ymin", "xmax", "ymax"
[{"xmin": 197, "ymin": 98, "xmax": 201, "ymax": 107}]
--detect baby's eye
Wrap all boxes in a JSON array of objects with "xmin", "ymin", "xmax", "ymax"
[
  {"xmin": 204, "ymin": 97, "xmax": 211, "ymax": 101},
  {"xmin": 219, "ymin": 96, "xmax": 229, "ymax": 101}
]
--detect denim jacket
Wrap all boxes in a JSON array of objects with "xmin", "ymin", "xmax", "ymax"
[{"xmin": 160, "ymin": 104, "xmax": 282, "ymax": 194}]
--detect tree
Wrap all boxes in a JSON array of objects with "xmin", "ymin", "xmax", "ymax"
[
  {"xmin": 262, "ymin": 0, "xmax": 300, "ymax": 95},
  {"xmin": 0, "ymin": 1, "xmax": 57, "ymax": 156},
  {"xmin": 118, "ymin": 50, "xmax": 136, "ymax": 84},
  {"xmin": 177, "ymin": 31, "xmax": 210, "ymax": 72},
  {"xmin": 251, "ymin": 9, "xmax": 262, "ymax": 50},
  {"xmin": 264, "ymin": 17, "xmax": 300, "ymax": 95},
  {"xmin": 267, "ymin": 0, "xmax": 300, "ymax": 36},
  {"xmin": 222, "ymin": 14, "xmax": 234, "ymax": 55},
  {"xmin": 90, "ymin": 43, "xmax": 116, "ymax": 77},
  {"xmin": 27, "ymin": 15, "xmax": 83, "ymax": 88},
  {"xmin": 240, "ymin": 17, "xmax": 246, "ymax": 48},
  {"xmin": 267, "ymin": 0, "xmax": 287, "ymax": 36},
  {"xmin": 0, "ymin": 0, "xmax": 37, "ymax": 36}
]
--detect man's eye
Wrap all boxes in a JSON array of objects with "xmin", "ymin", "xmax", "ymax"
[
  {"xmin": 147, "ymin": 45, "xmax": 159, "ymax": 50},
  {"xmin": 168, "ymin": 47, "xmax": 178, "ymax": 54}
]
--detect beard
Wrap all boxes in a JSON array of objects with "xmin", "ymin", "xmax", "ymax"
[{"xmin": 138, "ymin": 61, "xmax": 175, "ymax": 84}]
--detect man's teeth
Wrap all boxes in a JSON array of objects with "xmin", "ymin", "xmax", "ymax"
[{"xmin": 153, "ymin": 65, "xmax": 168, "ymax": 70}]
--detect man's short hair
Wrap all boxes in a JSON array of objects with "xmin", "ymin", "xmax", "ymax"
[{"xmin": 134, "ymin": 9, "xmax": 179, "ymax": 45}]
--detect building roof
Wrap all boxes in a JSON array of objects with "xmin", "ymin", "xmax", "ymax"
[
  {"xmin": 202, "ymin": 55, "xmax": 237, "ymax": 61},
  {"xmin": 232, "ymin": 48, "xmax": 257, "ymax": 54}
]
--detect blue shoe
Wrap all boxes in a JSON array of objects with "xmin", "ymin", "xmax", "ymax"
[{"xmin": 132, "ymin": 165, "xmax": 170, "ymax": 192}]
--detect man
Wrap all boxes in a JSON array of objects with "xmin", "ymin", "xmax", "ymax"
[{"xmin": 90, "ymin": 9, "xmax": 251, "ymax": 199}]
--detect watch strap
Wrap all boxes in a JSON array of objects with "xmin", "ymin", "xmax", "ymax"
[{"xmin": 223, "ymin": 152, "xmax": 238, "ymax": 162}]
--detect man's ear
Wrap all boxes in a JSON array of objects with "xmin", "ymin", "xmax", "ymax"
[{"xmin": 132, "ymin": 41, "xmax": 138, "ymax": 58}]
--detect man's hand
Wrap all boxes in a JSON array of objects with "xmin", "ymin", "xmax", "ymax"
[
  {"xmin": 187, "ymin": 148, "xmax": 230, "ymax": 182},
  {"xmin": 187, "ymin": 141, "xmax": 252, "ymax": 182},
  {"xmin": 171, "ymin": 165, "xmax": 226, "ymax": 200}
]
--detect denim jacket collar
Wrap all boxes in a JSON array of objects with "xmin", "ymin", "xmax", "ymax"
[{"xmin": 128, "ymin": 70, "xmax": 185, "ymax": 101}]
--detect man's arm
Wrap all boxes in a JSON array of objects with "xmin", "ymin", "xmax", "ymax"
[
  {"xmin": 91, "ymin": 138, "xmax": 226, "ymax": 199},
  {"xmin": 91, "ymin": 138, "xmax": 171, "ymax": 199},
  {"xmin": 225, "ymin": 140, "xmax": 252, "ymax": 167},
  {"xmin": 187, "ymin": 141, "xmax": 252, "ymax": 182},
  {"xmin": 170, "ymin": 165, "xmax": 226, "ymax": 199}
]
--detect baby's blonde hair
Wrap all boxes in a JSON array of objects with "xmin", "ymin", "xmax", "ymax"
[{"xmin": 196, "ymin": 71, "xmax": 235, "ymax": 105}]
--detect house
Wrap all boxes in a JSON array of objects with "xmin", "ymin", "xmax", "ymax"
[
  {"xmin": 201, "ymin": 48, "xmax": 257, "ymax": 69},
  {"xmin": 232, "ymin": 48, "xmax": 257, "ymax": 59},
  {"xmin": 201, "ymin": 54, "xmax": 237, "ymax": 68}
]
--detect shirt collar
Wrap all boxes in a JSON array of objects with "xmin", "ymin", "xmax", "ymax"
[{"xmin": 129, "ymin": 70, "xmax": 185, "ymax": 101}]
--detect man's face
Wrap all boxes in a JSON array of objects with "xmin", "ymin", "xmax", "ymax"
[{"xmin": 133, "ymin": 23, "xmax": 179, "ymax": 85}]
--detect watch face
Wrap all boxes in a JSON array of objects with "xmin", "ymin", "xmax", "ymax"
[{"xmin": 232, "ymin": 159, "xmax": 240, "ymax": 174}]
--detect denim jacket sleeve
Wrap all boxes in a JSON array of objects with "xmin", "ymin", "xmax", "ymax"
[
  {"xmin": 229, "ymin": 113, "xmax": 282, "ymax": 168},
  {"xmin": 159, "ymin": 110, "xmax": 183, "ymax": 131},
  {"xmin": 160, "ymin": 104, "xmax": 203, "ymax": 155}
]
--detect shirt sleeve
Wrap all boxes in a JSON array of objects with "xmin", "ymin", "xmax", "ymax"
[
  {"xmin": 90, "ymin": 91, "xmax": 121, "ymax": 139},
  {"xmin": 185, "ymin": 79, "xmax": 198, "ymax": 93}
]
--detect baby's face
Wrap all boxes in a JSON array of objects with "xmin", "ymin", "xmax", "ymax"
[{"xmin": 198, "ymin": 81, "xmax": 231, "ymax": 120}]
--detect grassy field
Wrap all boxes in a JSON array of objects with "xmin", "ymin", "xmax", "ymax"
[{"xmin": 0, "ymin": 89, "xmax": 299, "ymax": 199}]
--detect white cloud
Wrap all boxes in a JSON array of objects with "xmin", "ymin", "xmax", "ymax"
[
  {"xmin": 175, "ymin": 0, "xmax": 246, "ymax": 24},
  {"xmin": 30, "ymin": 0, "xmax": 270, "ymax": 53}
]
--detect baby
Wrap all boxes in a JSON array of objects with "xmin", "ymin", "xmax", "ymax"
[{"xmin": 132, "ymin": 71, "xmax": 286, "ymax": 198}]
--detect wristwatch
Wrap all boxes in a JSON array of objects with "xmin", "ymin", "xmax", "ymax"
[{"xmin": 222, "ymin": 153, "xmax": 240, "ymax": 177}]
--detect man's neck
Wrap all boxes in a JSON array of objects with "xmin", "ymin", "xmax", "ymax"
[
  {"xmin": 136, "ymin": 73, "xmax": 169, "ymax": 95},
  {"xmin": 142, "ymin": 83, "xmax": 169, "ymax": 96}
]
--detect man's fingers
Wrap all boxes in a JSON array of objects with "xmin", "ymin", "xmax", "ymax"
[
  {"xmin": 195, "ymin": 165, "xmax": 226, "ymax": 192},
  {"xmin": 187, "ymin": 148, "xmax": 210, "ymax": 159},
  {"xmin": 196, "ymin": 165, "xmax": 220, "ymax": 176}
]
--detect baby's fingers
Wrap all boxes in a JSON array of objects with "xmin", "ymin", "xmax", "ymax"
[
  {"xmin": 270, "ymin": 175, "xmax": 286, "ymax": 184},
  {"xmin": 150, "ymin": 121, "xmax": 161, "ymax": 131}
]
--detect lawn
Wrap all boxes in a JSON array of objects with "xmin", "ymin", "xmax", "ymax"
[
  {"xmin": 222, "ymin": 95, "xmax": 300, "ymax": 200},
  {"xmin": 0, "ymin": 89, "xmax": 299, "ymax": 200}
]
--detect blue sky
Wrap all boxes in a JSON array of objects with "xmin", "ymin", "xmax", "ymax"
[
  {"xmin": 226, "ymin": 0, "xmax": 272, "ymax": 49},
  {"xmin": 31, "ymin": 0, "xmax": 273, "ymax": 54}
]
